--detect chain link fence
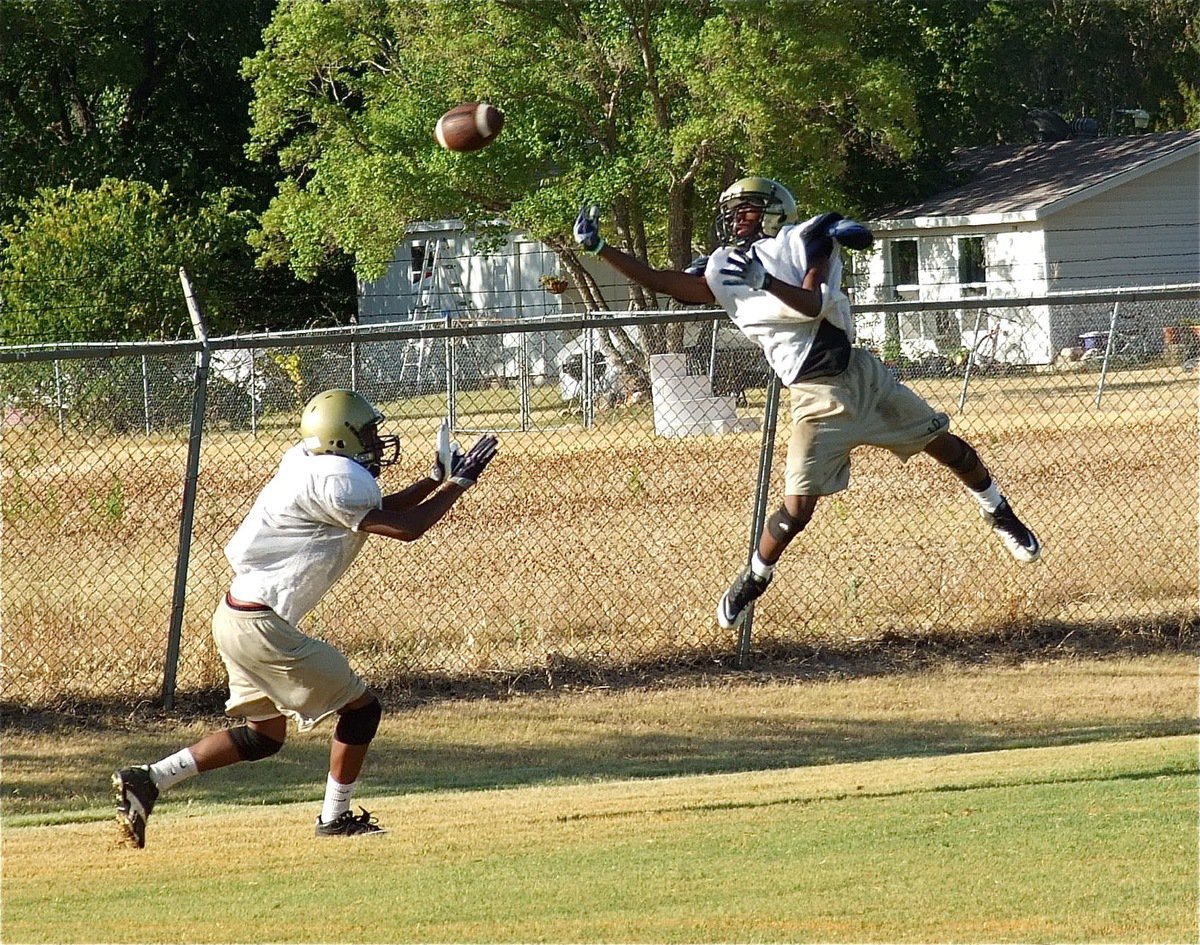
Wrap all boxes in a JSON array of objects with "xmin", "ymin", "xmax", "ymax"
[{"xmin": 2, "ymin": 288, "xmax": 1197, "ymax": 709}]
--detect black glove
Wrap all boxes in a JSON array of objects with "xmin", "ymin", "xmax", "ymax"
[
  {"xmin": 450, "ymin": 434, "xmax": 499, "ymax": 488},
  {"xmin": 573, "ymin": 204, "xmax": 605, "ymax": 255},
  {"xmin": 719, "ymin": 248, "xmax": 772, "ymax": 291}
]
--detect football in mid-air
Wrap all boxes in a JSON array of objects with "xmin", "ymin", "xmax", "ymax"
[{"xmin": 435, "ymin": 102, "xmax": 504, "ymax": 152}]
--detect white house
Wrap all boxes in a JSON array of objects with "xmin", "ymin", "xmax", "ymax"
[
  {"xmin": 355, "ymin": 218, "xmax": 753, "ymax": 394},
  {"xmin": 356, "ymin": 218, "xmax": 667, "ymax": 385},
  {"xmin": 355, "ymin": 218, "xmax": 670, "ymax": 324},
  {"xmin": 855, "ymin": 129, "xmax": 1199, "ymax": 363}
]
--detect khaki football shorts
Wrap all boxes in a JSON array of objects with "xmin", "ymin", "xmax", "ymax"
[
  {"xmin": 784, "ymin": 347, "xmax": 950, "ymax": 496},
  {"xmin": 211, "ymin": 598, "xmax": 367, "ymax": 732}
]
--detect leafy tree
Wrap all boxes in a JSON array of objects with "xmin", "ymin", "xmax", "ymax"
[
  {"xmin": 243, "ymin": 0, "xmax": 920, "ymax": 381},
  {"xmin": 0, "ymin": 0, "xmax": 355, "ymax": 335},
  {"xmin": 0, "ymin": 0, "xmax": 279, "ymax": 217},
  {"xmin": 0, "ymin": 179, "xmax": 254, "ymax": 343}
]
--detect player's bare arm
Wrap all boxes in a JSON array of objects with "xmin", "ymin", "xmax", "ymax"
[
  {"xmin": 599, "ymin": 244, "xmax": 716, "ymax": 305},
  {"xmin": 717, "ymin": 247, "xmax": 828, "ymax": 319},
  {"xmin": 380, "ymin": 479, "xmax": 440, "ymax": 513},
  {"xmin": 760, "ymin": 255, "xmax": 830, "ymax": 319},
  {"xmin": 359, "ymin": 489, "xmax": 464, "ymax": 541},
  {"xmin": 574, "ymin": 203, "xmax": 715, "ymax": 306},
  {"xmin": 361, "ymin": 432, "xmax": 499, "ymax": 541}
]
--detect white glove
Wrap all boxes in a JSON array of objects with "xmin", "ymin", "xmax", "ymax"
[
  {"xmin": 719, "ymin": 248, "xmax": 773, "ymax": 291},
  {"xmin": 429, "ymin": 419, "xmax": 463, "ymax": 482}
]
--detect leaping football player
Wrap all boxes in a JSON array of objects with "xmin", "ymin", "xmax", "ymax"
[{"xmin": 574, "ymin": 177, "xmax": 1041, "ymax": 631}]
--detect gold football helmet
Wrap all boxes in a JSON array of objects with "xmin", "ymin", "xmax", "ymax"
[
  {"xmin": 716, "ymin": 177, "xmax": 797, "ymax": 247},
  {"xmin": 299, "ymin": 389, "xmax": 399, "ymax": 476}
]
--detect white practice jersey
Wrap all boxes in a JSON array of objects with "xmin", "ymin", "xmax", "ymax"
[
  {"xmin": 706, "ymin": 215, "xmax": 854, "ymax": 385},
  {"xmin": 225, "ymin": 444, "xmax": 382, "ymax": 626}
]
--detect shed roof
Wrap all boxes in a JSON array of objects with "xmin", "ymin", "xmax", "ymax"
[{"xmin": 873, "ymin": 130, "xmax": 1199, "ymax": 227}]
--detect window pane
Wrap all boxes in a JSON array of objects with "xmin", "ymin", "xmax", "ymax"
[
  {"xmin": 891, "ymin": 240, "xmax": 918, "ymax": 286},
  {"xmin": 958, "ymin": 237, "xmax": 985, "ymax": 284}
]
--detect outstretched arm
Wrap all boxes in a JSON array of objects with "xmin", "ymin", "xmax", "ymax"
[
  {"xmin": 358, "ymin": 434, "xmax": 499, "ymax": 542},
  {"xmin": 574, "ymin": 204, "xmax": 715, "ymax": 306},
  {"xmin": 598, "ymin": 243, "xmax": 716, "ymax": 305}
]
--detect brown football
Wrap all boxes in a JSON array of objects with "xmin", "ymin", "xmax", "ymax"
[{"xmin": 435, "ymin": 102, "xmax": 505, "ymax": 152}]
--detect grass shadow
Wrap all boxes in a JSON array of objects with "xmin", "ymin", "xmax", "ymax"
[{"xmin": 2, "ymin": 615, "xmax": 1195, "ymax": 822}]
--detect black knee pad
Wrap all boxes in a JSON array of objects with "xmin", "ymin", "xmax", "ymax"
[
  {"xmin": 766, "ymin": 505, "xmax": 809, "ymax": 543},
  {"xmin": 335, "ymin": 697, "xmax": 382, "ymax": 746},
  {"xmin": 229, "ymin": 725, "xmax": 284, "ymax": 762}
]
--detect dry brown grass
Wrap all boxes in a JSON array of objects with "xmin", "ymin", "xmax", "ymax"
[{"xmin": 2, "ymin": 365, "xmax": 1196, "ymax": 706}]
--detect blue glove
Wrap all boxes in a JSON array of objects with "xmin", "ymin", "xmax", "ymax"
[
  {"xmin": 450, "ymin": 434, "xmax": 499, "ymax": 488},
  {"xmin": 830, "ymin": 218, "xmax": 874, "ymax": 250},
  {"xmin": 573, "ymin": 204, "xmax": 605, "ymax": 255},
  {"xmin": 801, "ymin": 212, "xmax": 843, "ymax": 261},
  {"xmin": 802, "ymin": 212, "xmax": 874, "ymax": 259},
  {"xmin": 719, "ymin": 248, "xmax": 773, "ymax": 291}
]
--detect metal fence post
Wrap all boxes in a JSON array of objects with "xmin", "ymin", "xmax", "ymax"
[
  {"xmin": 249, "ymin": 349, "xmax": 258, "ymax": 438},
  {"xmin": 708, "ymin": 317, "xmax": 720, "ymax": 387},
  {"xmin": 53, "ymin": 360, "xmax": 65, "ymax": 434},
  {"xmin": 445, "ymin": 311, "xmax": 457, "ymax": 430},
  {"xmin": 519, "ymin": 331, "xmax": 531, "ymax": 432},
  {"xmin": 163, "ymin": 267, "xmax": 211, "ymax": 710},
  {"xmin": 1094, "ymin": 300, "xmax": 1121, "ymax": 408},
  {"xmin": 582, "ymin": 327, "xmax": 595, "ymax": 428},
  {"xmin": 736, "ymin": 373, "xmax": 782, "ymax": 667},
  {"xmin": 141, "ymin": 354, "xmax": 151, "ymax": 434}
]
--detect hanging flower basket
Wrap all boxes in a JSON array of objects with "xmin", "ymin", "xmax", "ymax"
[{"xmin": 539, "ymin": 274, "xmax": 570, "ymax": 294}]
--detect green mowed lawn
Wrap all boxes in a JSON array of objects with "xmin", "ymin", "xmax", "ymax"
[
  {"xmin": 2, "ymin": 654, "xmax": 1197, "ymax": 942},
  {"xmin": 2, "ymin": 737, "xmax": 1194, "ymax": 943}
]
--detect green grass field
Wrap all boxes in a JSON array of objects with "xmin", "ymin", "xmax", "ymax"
[{"xmin": 2, "ymin": 654, "xmax": 1197, "ymax": 942}]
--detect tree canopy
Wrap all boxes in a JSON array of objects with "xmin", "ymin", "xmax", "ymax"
[
  {"xmin": 842, "ymin": 0, "xmax": 1200, "ymax": 205},
  {"xmin": 0, "ymin": 0, "xmax": 354, "ymax": 341},
  {"xmin": 244, "ymin": 0, "xmax": 920, "ymax": 284},
  {"xmin": 0, "ymin": 180, "xmax": 255, "ymax": 343},
  {"xmin": 1, "ymin": 0, "xmax": 1195, "ymax": 345},
  {"xmin": 0, "ymin": 0, "xmax": 277, "ymax": 219},
  {"xmin": 244, "ymin": 0, "xmax": 1197, "ymax": 293}
]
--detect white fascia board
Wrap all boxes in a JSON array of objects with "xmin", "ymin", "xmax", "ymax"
[
  {"xmin": 404, "ymin": 218, "xmax": 465, "ymax": 236},
  {"xmin": 403, "ymin": 217, "xmax": 516, "ymax": 237},
  {"xmin": 871, "ymin": 211, "xmax": 1040, "ymax": 234}
]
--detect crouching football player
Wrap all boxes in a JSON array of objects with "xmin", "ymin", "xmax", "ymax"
[{"xmin": 113, "ymin": 389, "xmax": 498, "ymax": 846}]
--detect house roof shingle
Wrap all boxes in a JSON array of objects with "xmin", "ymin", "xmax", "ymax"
[{"xmin": 874, "ymin": 130, "xmax": 1199, "ymax": 224}]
